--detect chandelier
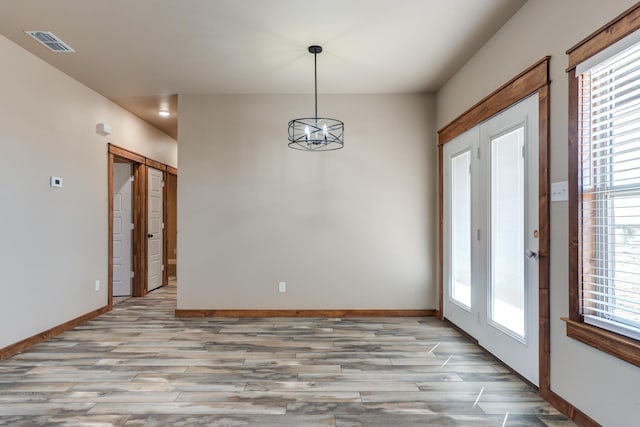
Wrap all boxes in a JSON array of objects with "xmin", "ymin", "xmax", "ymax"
[{"xmin": 288, "ymin": 45, "xmax": 344, "ymax": 151}]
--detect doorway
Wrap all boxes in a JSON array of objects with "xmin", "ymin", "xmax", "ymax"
[
  {"xmin": 108, "ymin": 144, "xmax": 177, "ymax": 306},
  {"xmin": 443, "ymin": 94, "xmax": 540, "ymax": 385}
]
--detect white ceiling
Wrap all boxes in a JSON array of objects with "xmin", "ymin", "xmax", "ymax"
[{"xmin": 0, "ymin": 0, "xmax": 526, "ymax": 138}]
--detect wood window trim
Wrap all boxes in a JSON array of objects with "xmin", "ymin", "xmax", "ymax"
[
  {"xmin": 566, "ymin": 2, "xmax": 640, "ymax": 72},
  {"xmin": 565, "ymin": 4, "xmax": 640, "ymax": 369},
  {"xmin": 563, "ymin": 317, "xmax": 640, "ymax": 368},
  {"xmin": 437, "ymin": 57, "xmax": 551, "ymax": 396},
  {"xmin": 107, "ymin": 144, "xmax": 176, "ymax": 306}
]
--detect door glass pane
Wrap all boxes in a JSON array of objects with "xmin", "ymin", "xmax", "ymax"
[
  {"xmin": 490, "ymin": 127, "xmax": 525, "ymax": 337},
  {"xmin": 451, "ymin": 151, "xmax": 471, "ymax": 308}
]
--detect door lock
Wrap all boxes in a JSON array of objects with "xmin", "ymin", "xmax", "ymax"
[{"xmin": 525, "ymin": 249, "xmax": 539, "ymax": 259}]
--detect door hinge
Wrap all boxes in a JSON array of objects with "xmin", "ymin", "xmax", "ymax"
[
  {"xmin": 161, "ymin": 265, "xmax": 165, "ymax": 272},
  {"xmin": 522, "ymin": 145, "xmax": 525, "ymax": 158},
  {"xmin": 476, "ymin": 229, "xmax": 481, "ymax": 241},
  {"xmin": 468, "ymin": 164, "xmax": 471, "ymax": 174},
  {"xmin": 130, "ymin": 223, "xmax": 135, "ymax": 230},
  {"xmin": 162, "ymin": 222, "xmax": 165, "ymax": 229},
  {"xmin": 130, "ymin": 176, "xmax": 134, "ymax": 183},
  {"xmin": 130, "ymin": 271, "xmax": 135, "ymax": 278},
  {"xmin": 161, "ymin": 180, "xmax": 165, "ymax": 188},
  {"xmin": 477, "ymin": 147, "xmax": 481, "ymax": 159}
]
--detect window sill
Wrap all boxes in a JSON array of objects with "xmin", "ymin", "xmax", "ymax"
[{"xmin": 562, "ymin": 317, "xmax": 640, "ymax": 368}]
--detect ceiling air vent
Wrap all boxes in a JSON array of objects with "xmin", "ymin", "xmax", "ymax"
[{"xmin": 24, "ymin": 31, "xmax": 75, "ymax": 52}]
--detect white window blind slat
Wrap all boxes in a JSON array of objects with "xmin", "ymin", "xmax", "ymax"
[
  {"xmin": 590, "ymin": 82, "xmax": 640, "ymax": 112},
  {"xmin": 583, "ymin": 285, "xmax": 640, "ymax": 299},
  {"xmin": 582, "ymin": 301, "xmax": 640, "ymax": 318}
]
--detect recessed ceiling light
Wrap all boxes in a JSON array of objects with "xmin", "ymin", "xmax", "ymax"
[{"xmin": 158, "ymin": 110, "xmax": 171, "ymax": 117}]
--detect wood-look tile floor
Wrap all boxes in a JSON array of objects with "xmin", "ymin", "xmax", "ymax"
[{"xmin": 0, "ymin": 286, "xmax": 574, "ymax": 426}]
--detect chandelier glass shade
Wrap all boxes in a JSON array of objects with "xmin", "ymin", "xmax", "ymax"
[{"xmin": 288, "ymin": 45, "xmax": 344, "ymax": 151}]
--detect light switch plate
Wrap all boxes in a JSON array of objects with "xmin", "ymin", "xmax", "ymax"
[{"xmin": 551, "ymin": 181, "xmax": 568, "ymax": 202}]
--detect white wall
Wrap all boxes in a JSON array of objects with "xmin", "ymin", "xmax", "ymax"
[
  {"xmin": 178, "ymin": 93, "xmax": 436, "ymax": 310},
  {"xmin": 0, "ymin": 34, "xmax": 177, "ymax": 349},
  {"xmin": 436, "ymin": 1, "xmax": 640, "ymax": 425}
]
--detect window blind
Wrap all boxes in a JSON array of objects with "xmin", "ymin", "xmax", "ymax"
[{"xmin": 579, "ymin": 38, "xmax": 640, "ymax": 340}]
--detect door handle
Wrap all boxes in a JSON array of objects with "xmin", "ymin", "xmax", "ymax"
[
  {"xmin": 148, "ymin": 233, "xmax": 154, "ymax": 238},
  {"xmin": 525, "ymin": 249, "xmax": 539, "ymax": 259}
]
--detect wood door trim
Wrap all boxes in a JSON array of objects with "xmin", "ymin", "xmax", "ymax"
[
  {"xmin": 175, "ymin": 309, "xmax": 437, "ymax": 318},
  {"xmin": 134, "ymin": 163, "xmax": 147, "ymax": 296},
  {"xmin": 146, "ymin": 158, "xmax": 167, "ymax": 171},
  {"xmin": 165, "ymin": 164, "xmax": 178, "ymax": 286},
  {"xmin": 438, "ymin": 57, "xmax": 550, "ymax": 145},
  {"xmin": 163, "ymin": 169, "xmax": 169, "ymax": 287},
  {"xmin": 437, "ymin": 144, "xmax": 444, "ymax": 320},
  {"xmin": 437, "ymin": 57, "xmax": 552, "ymax": 406},
  {"xmin": 108, "ymin": 144, "xmax": 146, "ymax": 163},
  {"xmin": 537, "ymin": 83, "xmax": 551, "ymax": 395},
  {"xmin": 0, "ymin": 305, "xmax": 110, "ymax": 361},
  {"xmin": 107, "ymin": 152, "xmax": 114, "ymax": 308}
]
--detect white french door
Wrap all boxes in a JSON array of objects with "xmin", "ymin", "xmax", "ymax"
[{"xmin": 443, "ymin": 94, "xmax": 539, "ymax": 385}]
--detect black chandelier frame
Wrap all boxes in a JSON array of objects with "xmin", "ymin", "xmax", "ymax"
[{"xmin": 288, "ymin": 45, "xmax": 344, "ymax": 151}]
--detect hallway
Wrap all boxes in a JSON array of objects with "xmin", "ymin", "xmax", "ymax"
[{"xmin": 0, "ymin": 287, "xmax": 571, "ymax": 426}]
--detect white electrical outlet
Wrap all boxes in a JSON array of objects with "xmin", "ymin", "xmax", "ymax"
[
  {"xmin": 95, "ymin": 280, "xmax": 100, "ymax": 291},
  {"xmin": 278, "ymin": 281, "xmax": 286, "ymax": 293}
]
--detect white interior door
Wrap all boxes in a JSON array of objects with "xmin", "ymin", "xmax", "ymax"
[
  {"xmin": 147, "ymin": 167, "xmax": 164, "ymax": 292},
  {"xmin": 443, "ymin": 94, "xmax": 539, "ymax": 385},
  {"xmin": 113, "ymin": 162, "xmax": 133, "ymax": 297}
]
